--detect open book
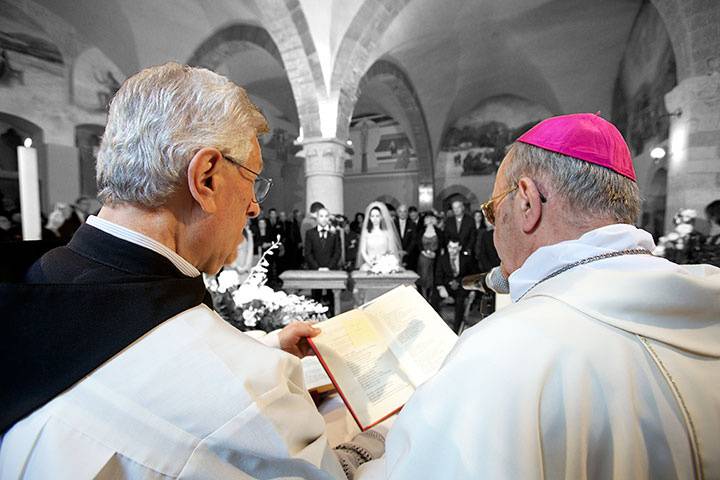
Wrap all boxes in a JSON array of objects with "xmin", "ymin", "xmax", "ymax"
[{"xmin": 308, "ymin": 285, "xmax": 458, "ymax": 431}]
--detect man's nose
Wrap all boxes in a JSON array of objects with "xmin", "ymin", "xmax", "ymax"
[{"xmin": 247, "ymin": 200, "xmax": 261, "ymax": 218}]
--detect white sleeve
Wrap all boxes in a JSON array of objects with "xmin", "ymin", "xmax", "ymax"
[{"xmin": 258, "ymin": 329, "xmax": 281, "ymax": 349}]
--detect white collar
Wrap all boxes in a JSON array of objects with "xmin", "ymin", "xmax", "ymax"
[
  {"xmin": 318, "ymin": 225, "xmax": 329, "ymax": 231},
  {"xmin": 509, "ymin": 224, "xmax": 657, "ymax": 302},
  {"xmin": 87, "ymin": 215, "xmax": 201, "ymax": 278}
]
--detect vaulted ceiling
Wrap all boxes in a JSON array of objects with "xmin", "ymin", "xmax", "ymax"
[{"xmin": 26, "ymin": 0, "xmax": 645, "ymax": 152}]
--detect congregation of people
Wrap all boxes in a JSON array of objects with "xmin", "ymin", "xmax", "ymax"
[
  {"xmin": 232, "ymin": 196, "xmax": 500, "ymax": 331},
  {"xmin": 0, "ymin": 194, "xmax": 100, "ymax": 244}
]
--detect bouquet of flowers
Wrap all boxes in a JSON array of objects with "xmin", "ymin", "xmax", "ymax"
[
  {"xmin": 653, "ymin": 208, "xmax": 704, "ymax": 263},
  {"xmin": 368, "ymin": 254, "xmax": 403, "ymax": 275},
  {"xmin": 205, "ymin": 238, "xmax": 328, "ymax": 331}
]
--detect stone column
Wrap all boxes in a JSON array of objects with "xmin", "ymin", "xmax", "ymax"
[
  {"xmin": 303, "ymin": 138, "xmax": 346, "ymax": 214},
  {"xmin": 664, "ymin": 72, "xmax": 720, "ymax": 229}
]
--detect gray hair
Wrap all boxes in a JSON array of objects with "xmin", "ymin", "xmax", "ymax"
[
  {"xmin": 504, "ymin": 142, "xmax": 640, "ymax": 225},
  {"xmin": 97, "ymin": 62, "xmax": 268, "ymax": 207}
]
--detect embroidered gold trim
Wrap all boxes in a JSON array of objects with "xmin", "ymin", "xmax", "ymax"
[{"xmin": 638, "ymin": 335, "xmax": 704, "ymax": 480}]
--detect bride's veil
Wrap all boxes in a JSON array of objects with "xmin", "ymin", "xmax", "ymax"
[{"xmin": 356, "ymin": 201, "xmax": 402, "ymax": 268}]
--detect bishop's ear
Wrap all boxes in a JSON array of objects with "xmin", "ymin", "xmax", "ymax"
[
  {"xmin": 517, "ymin": 177, "xmax": 543, "ymax": 233},
  {"xmin": 187, "ymin": 147, "xmax": 224, "ymax": 213}
]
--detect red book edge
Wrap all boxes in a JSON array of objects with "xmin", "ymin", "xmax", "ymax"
[{"xmin": 307, "ymin": 337, "xmax": 403, "ymax": 431}]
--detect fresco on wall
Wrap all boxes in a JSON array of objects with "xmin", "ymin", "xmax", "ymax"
[
  {"xmin": 0, "ymin": 1, "xmax": 64, "ymax": 86},
  {"xmin": 612, "ymin": 2, "xmax": 676, "ymax": 155},
  {"xmin": 438, "ymin": 95, "xmax": 551, "ymax": 177},
  {"xmin": 375, "ymin": 132, "xmax": 414, "ymax": 169},
  {"xmin": 73, "ymin": 47, "xmax": 125, "ymax": 112},
  {"xmin": 0, "ymin": 3, "xmax": 63, "ymax": 63},
  {"xmin": 348, "ymin": 117, "xmax": 418, "ymax": 173}
]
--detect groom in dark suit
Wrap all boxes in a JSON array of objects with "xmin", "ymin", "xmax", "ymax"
[
  {"xmin": 304, "ymin": 208, "xmax": 341, "ymax": 269},
  {"xmin": 304, "ymin": 207, "xmax": 341, "ymax": 314}
]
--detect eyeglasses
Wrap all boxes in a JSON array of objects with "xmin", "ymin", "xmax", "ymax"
[
  {"xmin": 223, "ymin": 154, "xmax": 273, "ymax": 203},
  {"xmin": 481, "ymin": 184, "xmax": 547, "ymax": 225}
]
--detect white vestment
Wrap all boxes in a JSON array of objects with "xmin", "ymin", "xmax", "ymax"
[
  {"xmin": 0, "ymin": 305, "xmax": 346, "ymax": 479},
  {"xmin": 359, "ymin": 224, "xmax": 720, "ymax": 479}
]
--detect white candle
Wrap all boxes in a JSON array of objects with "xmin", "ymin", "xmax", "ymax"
[{"xmin": 17, "ymin": 138, "xmax": 42, "ymax": 241}]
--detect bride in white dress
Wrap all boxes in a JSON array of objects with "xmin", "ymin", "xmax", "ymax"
[{"xmin": 356, "ymin": 201, "xmax": 402, "ymax": 270}]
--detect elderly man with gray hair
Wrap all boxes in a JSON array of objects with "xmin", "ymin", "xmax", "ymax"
[
  {"xmin": 358, "ymin": 114, "xmax": 720, "ymax": 479},
  {"xmin": 0, "ymin": 63, "xmax": 383, "ymax": 479}
]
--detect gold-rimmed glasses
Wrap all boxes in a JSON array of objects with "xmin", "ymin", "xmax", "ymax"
[
  {"xmin": 480, "ymin": 184, "xmax": 547, "ymax": 225},
  {"xmin": 223, "ymin": 154, "xmax": 273, "ymax": 203},
  {"xmin": 480, "ymin": 185, "xmax": 518, "ymax": 225}
]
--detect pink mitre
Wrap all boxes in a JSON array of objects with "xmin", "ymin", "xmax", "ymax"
[{"xmin": 516, "ymin": 113, "xmax": 636, "ymax": 182}]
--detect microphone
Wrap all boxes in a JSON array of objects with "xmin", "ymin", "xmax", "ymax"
[{"xmin": 461, "ymin": 266, "xmax": 510, "ymax": 295}]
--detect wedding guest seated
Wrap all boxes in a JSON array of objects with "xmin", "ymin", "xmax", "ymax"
[
  {"xmin": 435, "ymin": 239, "xmax": 477, "ymax": 332},
  {"xmin": 1, "ymin": 62, "xmax": 383, "ymax": 479},
  {"xmin": 360, "ymin": 113, "xmax": 720, "ymax": 478}
]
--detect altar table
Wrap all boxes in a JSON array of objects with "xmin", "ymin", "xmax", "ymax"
[
  {"xmin": 279, "ymin": 270, "xmax": 349, "ymax": 315},
  {"xmin": 350, "ymin": 270, "xmax": 420, "ymax": 305}
]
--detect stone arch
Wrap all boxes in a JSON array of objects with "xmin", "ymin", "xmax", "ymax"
[
  {"xmin": 0, "ymin": 113, "xmax": 44, "ymax": 144},
  {"xmin": 331, "ymin": 0, "xmax": 411, "ymax": 139},
  {"xmin": 357, "ymin": 59, "xmax": 433, "ymax": 184},
  {"xmin": 188, "ymin": 24, "xmax": 282, "ymax": 70},
  {"xmin": 436, "ymin": 184, "xmax": 479, "ymax": 212},
  {"xmin": 255, "ymin": 0, "xmax": 326, "ymax": 138},
  {"xmin": 649, "ymin": 0, "xmax": 717, "ymax": 79},
  {"xmin": 187, "ymin": 21, "xmax": 320, "ymax": 137}
]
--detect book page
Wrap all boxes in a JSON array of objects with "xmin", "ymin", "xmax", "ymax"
[
  {"xmin": 310, "ymin": 310, "xmax": 415, "ymax": 429},
  {"xmin": 363, "ymin": 286, "xmax": 457, "ymax": 387},
  {"xmin": 301, "ymin": 355, "xmax": 332, "ymax": 391}
]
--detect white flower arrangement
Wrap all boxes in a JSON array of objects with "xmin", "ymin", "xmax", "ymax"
[
  {"xmin": 205, "ymin": 237, "xmax": 328, "ymax": 331},
  {"xmin": 368, "ymin": 253, "xmax": 402, "ymax": 275},
  {"xmin": 653, "ymin": 208, "xmax": 699, "ymax": 257}
]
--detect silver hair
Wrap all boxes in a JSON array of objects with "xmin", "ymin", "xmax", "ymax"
[
  {"xmin": 504, "ymin": 142, "xmax": 640, "ymax": 225},
  {"xmin": 96, "ymin": 62, "xmax": 268, "ymax": 207}
]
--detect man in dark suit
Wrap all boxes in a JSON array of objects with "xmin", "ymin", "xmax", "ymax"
[
  {"xmin": 304, "ymin": 207, "xmax": 341, "ymax": 314},
  {"xmin": 436, "ymin": 240, "xmax": 477, "ymax": 332},
  {"xmin": 394, "ymin": 204, "xmax": 418, "ymax": 271},
  {"xmin": 0, "ymin": 63, "xmax": 359, "ymax": 476},
  {"xmin": 304, "ymin": 208, "xmax": 341, "ymax": 269},
  {"xmin": 445, "ymin": 200, "xmax": 476, "ymax": 253}
]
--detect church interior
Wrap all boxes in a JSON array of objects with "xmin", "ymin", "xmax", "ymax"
[
  {"xmin": 2, "ymin": 1, "xmax": 720, "ymax": 478},
  {"xmin": 1, "ymin": 0, "xmax": 718, "ymax": 237}
]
